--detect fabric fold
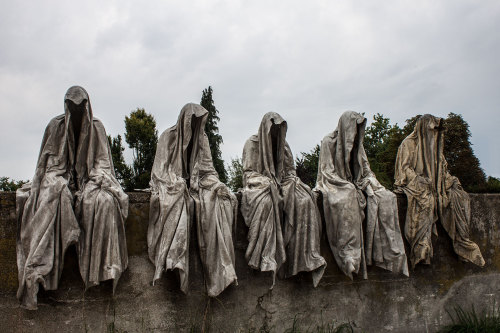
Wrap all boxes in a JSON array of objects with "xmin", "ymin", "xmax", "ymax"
[
  {"xmin": 148, "ymin": 103, "xmax": 237, "ymax": 297},
  {"xmin": 16, "ymin": 86, "xmax": 128, "ymax": 309},
  {"xmin": 315, "ymin": 111, "xmax": 408, "ymax": 279},
  {"xmin": 241, "ymin": 112, "xmax": 326, "ymax": 288},
  {"xmin": 394, "ymin": 114, "xmax": 484, "ymax": 268}
]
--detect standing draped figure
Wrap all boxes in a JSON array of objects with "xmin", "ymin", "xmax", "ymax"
[
  {"xmin": 394, "ymin": 114, "xmax": 484, "ymax": 268},
  {"xmin": 148, "ymin": 103, "xmax": 237, "ymax": 297},
  {"xmin": 315, "ymin": 111, "xmax": 408, "ymax": 279},
  {"xmin": 241, "ymin": 112, "xmax": 326, "ymax": 287},
  {"xmin": 16, "ymin": 86, "xmax": 129, "ymax": 310}
]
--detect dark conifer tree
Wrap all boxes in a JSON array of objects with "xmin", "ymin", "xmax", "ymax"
[
  {"xmin": 200, "ymin": 86, "xmax": 227, "ymax": 183},
  {"xmin": 107, "ymin": 134, "xmax": 134, "ymax": 191}
]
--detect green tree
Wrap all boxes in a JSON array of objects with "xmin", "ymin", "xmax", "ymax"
[
  {"xmin": 200, "ymin": 86, "xmax": 227, "ymax": 183},
  {"xmin": 375, "ymin": 126, "xmax": 407, "ymax": 189},
  {"xmin": 107, "ymin": 134, "xmax": 134, "ymax": 191},
  {"xmin": 443, "ymin": 113, "xmax": 486, "ymax": 192},
  {"xmin": 364, "ymin": 114, "xmax": 405, "ymax": 189},
  {"xmin": 295, "ymin": 145, "xmax": 320, "ymax": 189},
  {"xmin": 124, "ymin": 108, "xmax": 158, "ymax": 189},
  {"xmin": 227, "ymin": 157, "xmax": 243, "ymax": 192},
  {"xmin": 0, "ymin": 177, "xmax": 28, "ymax": 191},
  {"xmin": 486, "ymin": 176, "xmax": 500, "ymax": 193},
  {"xmin": 364, "ymin": 113, "xmax": 488, "ymax": 192},
  {"xmin": 364, "ymin": 113, "xmax": 393, "ymax": 159}
]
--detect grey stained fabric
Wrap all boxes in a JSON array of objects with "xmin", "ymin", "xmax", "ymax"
[
  {"xmin": 16, "ymin": 86, "xmax": 129, "ymax": 310},
  {"xmin": 394, "ymin": 114, "xmax": 485, "ymax": 268},
  {"xmin": 315, "ymin": 111, "xmax": 408, "ymax": 279},
  {"xmin": 241, "ymin": 112, "xmax": 326, "ymax": 287},
  {"xmin": 148, "ymin": 103, "xmax": 237, "ymax": 297}
]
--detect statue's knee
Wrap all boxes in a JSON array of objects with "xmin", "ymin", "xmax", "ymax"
[
  {"xmin": 96, "ymin": 191, "xmax": 114, "ymax": 209},
  {"xmin": 297, "ymin": 195, "xmax": 313, "ymax": 208}
]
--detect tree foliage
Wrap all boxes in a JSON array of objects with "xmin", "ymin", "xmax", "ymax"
[
  {"xmin": 227, "ymin": 157, "xmax": 243, "ymax": 192},
  {"xmin": 200, "ymin": 86, "xmax": 227, "ymax": 183},
  {"xmin": 107, "ymin": 134, "xmax": 134, "ymax": 191},
  {"xmin": 0, "ymin": 177, "xmax": 28, "ymax": 191},
  {"xmin": 364, "ymin": 114, "xmax": 394, "ymax": 159},
  {"xmin": 362, "ymin": 114, "xmax": 420, "ymax": 189},
  {"xmin": 124, "ymin": 108, "xmax": 158, "ymax": 189},
  {"xmin": 486, "ymin": 176, "xmax": 500, "ymax": 193},
  {"xmin": 295, "ymin": 145, "xmax": 320, "ymax": 189},
  {"xmin": 364, "ymin": 114, "xmax": 402, "ymax": 188},
  {"xmin": 293, "ymin": 112, "xmax": 494, "ymax": 193},
  {"xmin": 363, "ymin": 113, "xmax": 491, "ymax": 192}
]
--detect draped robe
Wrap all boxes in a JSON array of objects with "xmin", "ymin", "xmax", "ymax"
[
  {"xmin": 148, "ymin": 103, "xmax": 237, "ymax": 297},
  {"xmin": 315, "ymin": 111, "xmax": 408, "ymax": 279},
  {"xmin": 16, "ymin": 86, "xmax": 129, "ymax": 310},
  {"xmin": 394, "ymin": 114, "xmax": 485, "ymax": 268},
  {"xmin": 241, "ymin": 112, "xmax": 326, "ymax": 287}
]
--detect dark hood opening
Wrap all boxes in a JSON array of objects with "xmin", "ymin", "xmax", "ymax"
[
  {"xmin": 184, "ymin": 114, "xmax": 204, "ymax": 187},
  {"xmin": 270, "ymin": 121, "xmax": 282, "ymax": 177},
  {"xmin": 336, "ymin": 111, "xmax": 366, "ymax": 182},
  {"xmin": 414, "ymin": 114, "xmax": 445, "ymax": 187},
  {"xmin": 63, "ymin": 85, "xmax": 92, "ymax": 190},
  {"xmin": 349, "ymin": 125, "xmax": 360, "ymax": 180},
  {"xmin": 66, "ymin": 99, "xmax": 87, "ymax": 152},
  {"xmin": 256, "ymin": 112, "xmax": 288, "ymax": 182}
]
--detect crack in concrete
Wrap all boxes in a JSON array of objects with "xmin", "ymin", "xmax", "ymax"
[{"xmin": 246, "ymin": 289, "xmax": 275, "ymax": 332}]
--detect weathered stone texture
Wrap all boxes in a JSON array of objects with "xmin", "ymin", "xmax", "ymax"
[
  {"xmin": 0, "ymin": 191, "xmax": 499, "ymax": 332},
  {"xmin": 0, "ymin": 192, "xmax": 17, "ymax": 291}
]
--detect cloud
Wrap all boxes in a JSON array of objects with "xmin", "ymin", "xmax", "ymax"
[{"xmin": 1, "ymin": 0, "xmax": 499, "ymax": 180}]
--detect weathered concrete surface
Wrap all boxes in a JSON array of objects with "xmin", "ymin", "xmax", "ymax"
[
  {"xmin": 0, "ymin": 192, "xmax": 16, "ymax": 291},
  {"xmin": 0, "ymin": 191, "xmax": 499, "ymax": 332}
]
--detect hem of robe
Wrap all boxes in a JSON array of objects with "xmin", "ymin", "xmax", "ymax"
[
  {"xmin": 410, "ymin": 241, "xmax": 433, "ymax": 268},
  {"xmin": 152, "ymin": 266, "xmax": 189, "ymax": 294},
  {"xmin": 453, "ymin": 243, "xmax": 485, "ymax": 267},
  {"xmin": 248, "ymin": 259, "xmax": 281, "ymax": 289},
  {"xmin": 312, "ymin": 264, "xmax": 326, "ymax": 287},
  {"xmin": 332, "ymin": 251, "xmax": 367, "ymax": 280},
  {"xmin": 84, "ymin": 266, "xmax": 126, "ymax": 294},
  {"xmin": 18, "ymin": 275, "xmax": 44, "ymax": 311},
  {"xmin": 372, "ymin": 254, "xmax": 409, "ymax": 277},
  {"xmin": 17, "ymin": 229, "xmax": 80, "ymax": 310},
  {"xmin": 282, "ymin": 259, "xmax": 327, "ymax": 287},
  {"xmin": 206, "ymin": 274, "xmax": 238, "ymax": 298}
]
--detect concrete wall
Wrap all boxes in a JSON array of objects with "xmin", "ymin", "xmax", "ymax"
[{"xmin": 0, "ymin": 191, "xmax": 499, "ymax": 332}]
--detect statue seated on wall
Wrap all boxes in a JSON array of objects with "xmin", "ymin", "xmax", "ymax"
[
  {"xmin": 16, "ymin": 86, "xmax": 129, "ymax": 310},
  {"xmin": 148, "ymin": 103, "xmax": 238, "ymax": 297},
  {"xmin": 315, "ymin": 111, "xmax": 408, "ymax": 279},
  {"xmin": 394, "ymin": 114, "xmax": 485, "ymax": 268},
  {"xmin": 241, "ymin": 112, "xmax": 326, "ymax": 287}
]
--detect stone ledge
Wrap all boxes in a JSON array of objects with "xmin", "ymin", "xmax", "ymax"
[{"xmin": 1, "ymin": 191, "xmax": 499, "ymax": 332}]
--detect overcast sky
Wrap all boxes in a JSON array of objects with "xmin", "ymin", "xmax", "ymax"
[{"xmin": 1, "ymin": 0, "xmax": 499, "ymax": 180}]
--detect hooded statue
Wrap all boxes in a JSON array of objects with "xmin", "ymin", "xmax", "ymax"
[
  {"xmin": 16, "ymin": 86, "xmax": 129, "ymax": 310},
  {"xmin": 241, "ymin": 112, "xmax": 326, "ymax": 287},
  {"xmin": 148, "ymin": 103, "xmax": 237, "ymax": 297},
  {"xmin": 315, "ymin": 111, "xmax": 408, "ymax": 279},
  {"xmin": 394, "ymin": 114, "xmax": 485, "ymax": 268}
]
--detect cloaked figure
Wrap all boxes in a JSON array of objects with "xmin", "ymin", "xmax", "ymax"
[
  {"xmin": 394, "ymin": 114, "xmax": 484, "ymax": 268},
  {"xmin": 16, "ymin": 86, "xmax": 129, "ymax": 310},
  {"xmin": 241, "ymin": 112, "xmax": 326, "ymax": 287},
  {"xmin": 315, "ymin": 111, "xmax": 408, "ymax": 279},
  {"xmin": 148, "ymin": 103, "xmax": 237, "ymax": 297}
]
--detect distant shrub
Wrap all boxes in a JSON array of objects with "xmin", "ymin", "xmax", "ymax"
[{"xmin": 0, "ymin": 176, "xmax": 28, "ymax": 191}]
